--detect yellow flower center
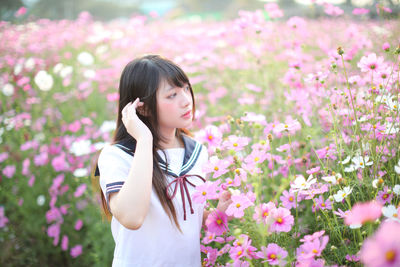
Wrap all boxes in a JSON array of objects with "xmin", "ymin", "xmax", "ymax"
[
  {"xmin": 214, "ymin": 166, "xmax": 219, "ymax": 171},
  {"xmin": 235, "ymin": 169, "xmax": 241, "ymax": 175},
  {"xmin": 276, "ymin": 217, "xmax": 283, "ymax": 223},
  {"xmin": 359, "ymin": 162, "xmax": 363, "ymax": 166},
  {"xmin": 385, "ymin": 250, "xmax": 396, "ymax": 262},
  {"xmin": 217, "ymin": 219, "xmax": 222, "ymax": 225},
  {"xmin": 269, "ymin": 253, "xmax": 277, "ymax": 259},
  {"xmin": 263, "ymin": 211, "xmax": 268, "ymax": 217},
  {"xmin": 254, "ymin": 157, "xmax": 259, "ymax": 162},
  {"xmin": 393, "ymin": 213, "xmax": 398, "ymax": 218},
  {"xmin": 208, "ymin": 135, "xmax": 213, "ymax": 140},
  {"xmin": 321, "ymin": 203, "xmax": 326, "ymax": 207},
  {"xmin": 312, "ymin": 249, "xmax": 318, "ymax": 254},
  {"xmin": 284, "ymin": 124, "xmax": 288, "ymax": 128},
  {"xmin": 342, "ymin": 193, "xmax": 346, "ymax": 198},
  {"xmin": 233, "ymin": 143, "xmax": 238, "ymax": 147},
  {"xmin": 202, "ymin": 191, "xmax": 206, "ymax": 196},
  {"xmin": 378, "ymin": 178, "xmax": 384, "ymax": 184},
  {"xmin": 289, "ymin": 197, "xmax": 294, "ymax": 202},
  {"xmin": 237, "ymin": 250, "xmax": 242, "ymax": 256},
  {"xmin": 383, "ymin": 194, "xmax": 388, "ymax": 199},
  {"xmin": 209, "ymin": 235, "xmax": 213, "ymax": 239},
  {"xmin": 228, "ymin": 180, "xmax": 232, "ymax": 184},
  {"xmin": 236, "ymin": 203, "xmax": 241, "ymax": 208},
  {"xmin": 373, "ymin": 125, "xmax": 377, "ymax": 129}
]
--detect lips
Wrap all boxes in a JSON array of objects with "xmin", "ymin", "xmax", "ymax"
[{"xmin": 182, "ymin": 110, "xmax": 192, "ymax": 117}]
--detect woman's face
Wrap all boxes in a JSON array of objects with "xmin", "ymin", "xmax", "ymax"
[{"xmin": 156, "ymin": 80, "xmax": 193, "ymax": 132}]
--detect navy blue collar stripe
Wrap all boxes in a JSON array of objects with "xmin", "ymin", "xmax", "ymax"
[{"xmin": 180, "ymin": 142, "xmax": 201, "ymax": 173}]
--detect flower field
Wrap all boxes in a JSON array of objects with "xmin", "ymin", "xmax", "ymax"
[{"xmin": 1, "ymin": 4, "xmax": 400, "ymax": 266}]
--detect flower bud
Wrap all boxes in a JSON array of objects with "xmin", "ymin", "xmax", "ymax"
[
  {"xmin": 382, "ymin": 42, "xmax": 390, "ymax": 52},
  {"xmin": 330, "ymin": 245, "xmax": 337, "ymax": 250},
  {"xmin": 337, "ymin": 46, "xmax": 344, "ymax": 55}
]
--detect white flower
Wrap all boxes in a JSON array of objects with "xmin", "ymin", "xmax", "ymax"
[
  {"xmin": 2, "ymin": 83, "xmax": 14, "ymax": 96},
  {"xmin": 291, "ymin": 174, "xmax": 316, "ymax": 192},
  {"xmin": 99, "ymin": 120, "xmax": 116, "ymax": 133},
  {"xmin": 341, "ymin": 155, "xmax": 351, "ymax": 164},
  {"xmin": 24, "ymin": 57, "xmax": 35, "ymax": 70},
  {"xmin": 384, "ymin": 122, "xmax": 399, "ymax": 134},
  {"xmin": 349, "ymin": 224, "xmax": 362, "ymax": 229},
  {"xmin": 77, "ymin": 52, "xmax": 94, "ymax": 66},
  {"xmin": 37, "ymin": 195, "xmax": 45, "ymax": 206},
  {"xmin": 322, "ymin": 173, "xmax": 341, "ymax": 185},
  {"xmin": 60, "ymin": 66, "xmax": 73, "ymax": 78},
  {"xmin": 344, "ymin": 164, "xmax": 358, "ymax": 172},
  {"xmin": 73, "ymin": 168, "xmax": 88, "ymax": 177},
  {"xmin": 333, "ymin": 186, "xmax": 353, "ymax": 202},
  {"xmin": 53, "ymin": 63, "xmax": 64, "ymax": 74},
  {"xmin": 382, "ymin": 205, "xmax": 400, "ymax": 223},
  {"xmin": 372, "ymin": 178, "xmax": 384, "ymax": 188},
  {"xmin": 14, "ymin": 63, "xmax": 23, "ymax": 75},
  {"xmin": 351, "ymin": 155, "xmax": 373, "ymax": 169},
  {"xmin": 94, "ymin": 141, "xmax": 108, "ymax": 150},
  {"xmin": 386, "ymin": 95, "xmax": 400, "ymax": 112},
  {"xmin": 69, "ymin": 139, "xmax": 92, "ymax": 156},
  {"xmin": 394, "ymin": 160, "xmax": 400, "ymax": 174},
  {"xmin": 95, "ymin": 45, "xmax": 108, "ymax": 55},
  {"xmin": 376, "ymin": 94, "xmax": 391, "ymax": 104},
  {"xmin": 393, "ymin": 185, "xmax": 400, "ymax": 195},
  {"xmin": 34, "ymin": 70, "xmax": 54, "ymax": 91},
  {"xmin": 83, "ymin": 69, "xmax": 96, "ymax": 79}
]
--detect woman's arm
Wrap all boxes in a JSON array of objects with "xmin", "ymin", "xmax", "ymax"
[{"xmin": 109, "ymin": 137, "xmax": 153, "ymax": 230}]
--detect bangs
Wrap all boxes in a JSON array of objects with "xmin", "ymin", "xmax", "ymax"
[{"xmin": 158, "ymin": 60, "xmax": 190, "ymax": 89}]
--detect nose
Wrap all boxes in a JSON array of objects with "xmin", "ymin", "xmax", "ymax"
[{"xmin": 181, "ymin": 89, "xmax": 192, "ymax": 107}]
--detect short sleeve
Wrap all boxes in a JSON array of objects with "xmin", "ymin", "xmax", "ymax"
[{"xmin": 98, "ymin": 144, "xmax": 133, "ymax": 208}]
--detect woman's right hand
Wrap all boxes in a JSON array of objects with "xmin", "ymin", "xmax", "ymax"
[{"xmin": 121, "ymin": 98, "xmax": 153, "ymax": 141}]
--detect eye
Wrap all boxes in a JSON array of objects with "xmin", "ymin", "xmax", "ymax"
[
  {"xmin": 167, "ymin": 93, "xmax": 177, "ymax": 99},
  {"xmin": 185, "ymin": 85, "xmax": 190, "ymax": 91}
]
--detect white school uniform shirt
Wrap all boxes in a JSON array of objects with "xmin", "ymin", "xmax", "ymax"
[{"xmin": 97, "ymin": 136, "xmax": 208, "ymax": 267}]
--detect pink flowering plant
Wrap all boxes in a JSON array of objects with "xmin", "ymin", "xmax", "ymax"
[{"xmin": 1, "ymin": 4, "xmax": 400, "ymax": 266}]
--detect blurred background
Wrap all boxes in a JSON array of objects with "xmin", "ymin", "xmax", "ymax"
[{"xmin": 1, "ymin": 0, "xmax": 399, "ymax": 21}]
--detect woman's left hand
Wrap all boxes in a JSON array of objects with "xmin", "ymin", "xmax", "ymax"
[{"xmin": 216, "ymin": 191, "xmax": 233, "ymax": 220}]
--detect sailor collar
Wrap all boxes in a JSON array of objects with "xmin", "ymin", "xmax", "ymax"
[{"xmin": 94, "ymin": 135, "xmax": 206, "ymax": 220}]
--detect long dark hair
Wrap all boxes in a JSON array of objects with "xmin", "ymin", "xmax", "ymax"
[{"xmin": 92, "ymin": 55, "xmax": 196, "ymax": 233}]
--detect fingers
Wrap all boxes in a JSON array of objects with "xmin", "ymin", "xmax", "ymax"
[{"xmin": 122, "ymin": 98, "xmax": 143, "ymax": 118}]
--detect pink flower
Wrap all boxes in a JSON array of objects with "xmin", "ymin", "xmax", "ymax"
[
  {"xmin": 22, "ymin": 158, "xmax": 30, "ymax": 175},
  {"xmin": 201, "ymin": 245, "xmax": 219, "ymax": 266},
  {"xmin": 34, "ymin": 151, "xmax": 48, "ymax": 166},
  {"xmin": 256, "ymin": 243, "xmax": 288, "ymax": 265},
  {"xmin": 280, "ymin": 190, "xmax": 299, "ymax": 209},
  {"xmin": 74, "ymin": 219, "xmax": 83, "ymax": 231},
  {"xmin": 311, "ymin": 195, "xmax": 332, "ymax": 212},
  {"xmin": 268, "ymin": 207, "xmax": 294, "ymax": 233},
  {"xmin": 51, "ymin": 153, "xmax": 69, "ymax": 172},
  {"xmin": 206, "ymin": 209, "xmax": 228, "ymax": 235},
  {"xmin": 352, "ymin": 8, "xmax": 369, "ymax": 15},
  {"xmin": 222, "ymin": 135, "xmax": 250, "ymax": 151},
  {"xmin": 61, "ymin": 235, "xmax": 69, "ymax": 251},
  {"xmin": 244, "ymin": 149, "xmax": 268, "ymax": 168},
  {"xmin": 382, "ymin": 42, "xmax": 390, "ymax": 51},
  {"xmin": 377, "ymin": 186, "xmax": 393, "ymax": 205},
  {"xmin": 300, "ymin": 230, "xmax": 325, "ymax": 243},
  {"xmin": 253, "ymin": 202, "xmax": 276, "ymax": 223},
  {"xmin": 199, "ymin": 125, "xmax": 222, "ymax": 149},
  {"xmin": 264, "ymin": 3, "xmax": 284, "ymax": 19},
  {"xmin": 203, "ymin": 156, "xmax": 231, "ymax": 178},
  {"xmin": 0, "ymin": 152, "xmax": 9, "ymax": 163},
  {"xmin": 297, "ymin": 234, "xmax": 329, "ymax": 260},
  {"xmin": 226, "ymin": 194, "xmax": 253, "ymax": 218},
  {"xmin": 14, "ymin": 6, "xmax": 27, "ymax": 17},
  {"xmin": 70, "ymin": 244, "xmax": 82, "ymax": 258},
  {"xmin": 357, "ymin": 53, "xmax": 386, "ymax": 73},
  {"xmin": 74, "ymin": 184, "xmax": 87, "ymax": 198},
  {"xmin": 346, "ymin": 254, "xmax": 360, "ymax": 262},
  {"xmin": 231, "ymin": 234, "xmax": 259, "ymax": 260},
  {"xmin": 68, "ymin": 120, "xmax": 81, "ymax": 133},
  {"xmin": 47, "ymin": 223, "xmax": 60, "ymax": 246},
  {"xmin": 324, "ymin": 3, "xmax": 344, "ymax": 16},
  {"xmin": 2, "ymin": 165, "xmax": 16, "ymax": 178},
  {"xmin": 202, "ymin": 231, "xmax": 224, "ymax": 244},
  {"xmin": 361, "ymin": 221, "xmax": 400, "ymax": 267},
  {"xmin": 192, "ymin": 180, "xmax": 220, "ymax": 204},
  {"xmin": 345, "ymin": 201, "xmax": 382, "ymax": 226},
  {"xmin": 0, "ymin": 206, "xmax": 9, "ymax": 228}
]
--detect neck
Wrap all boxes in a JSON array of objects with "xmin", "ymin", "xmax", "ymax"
[{"xmin": 159, "ymin": 128, "xmax": 183, "ymax": 149}]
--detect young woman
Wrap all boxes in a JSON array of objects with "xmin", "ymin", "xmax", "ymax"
[{"xmin": 94, "ymin": 55, "xmax": 232, "ymax": 266}]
